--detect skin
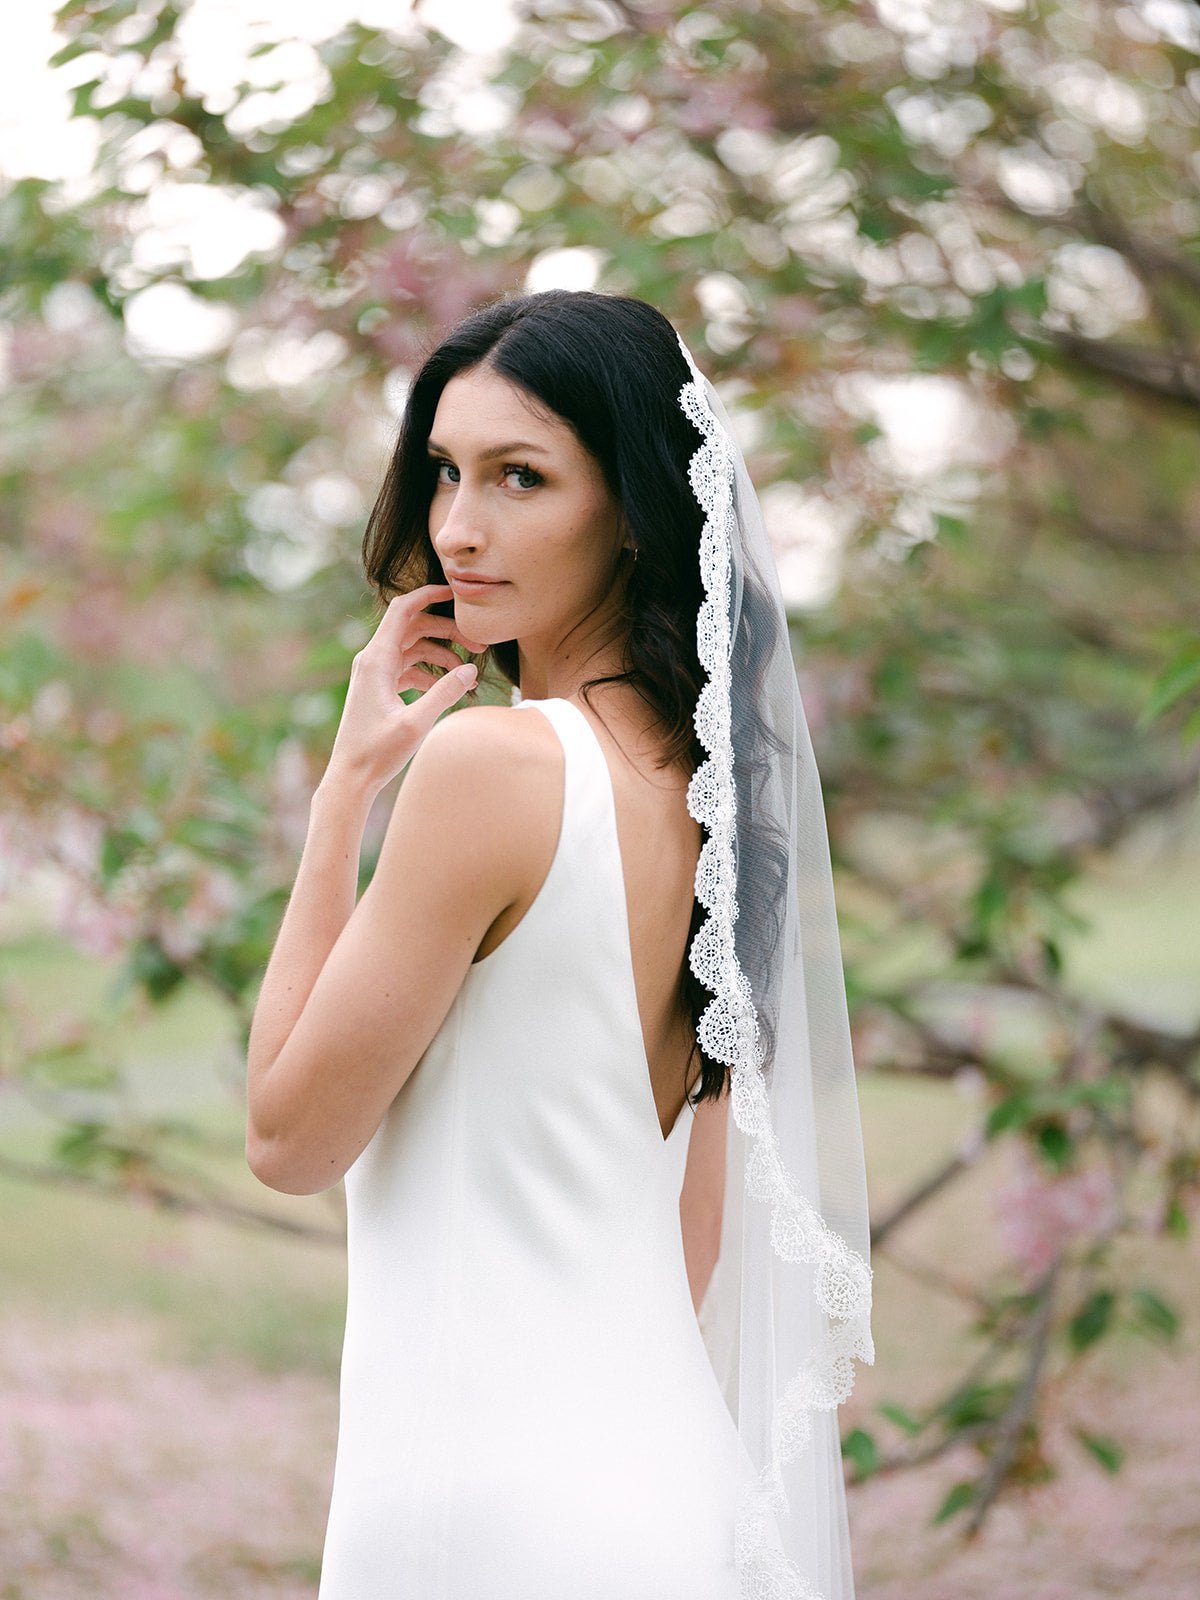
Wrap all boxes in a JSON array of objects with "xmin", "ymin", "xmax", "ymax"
[{"xmin": 246, "ymin": 361, "xmax": 727, "ymax": 1311}]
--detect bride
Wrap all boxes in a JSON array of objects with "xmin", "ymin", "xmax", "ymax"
[{"xmin": 245, "ymin": 288, "xmax": 873, "ymax": 1600}]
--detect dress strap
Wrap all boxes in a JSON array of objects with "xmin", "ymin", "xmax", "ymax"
[
  {"xmin": 514, "ymin": 697, "xmax": 614, "ymax": 858},
  {"xmin": 513, "ymin": 695, "xmax": 630, "ymax": 972},
  {"xmin": 511, "ymin": 696, "xmax": 601, "ymax": 885}
]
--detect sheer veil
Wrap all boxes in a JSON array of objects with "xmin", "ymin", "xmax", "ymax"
[{"xmin": 673, "ymin": 330, "xmax": 875, "ymax": 1600}]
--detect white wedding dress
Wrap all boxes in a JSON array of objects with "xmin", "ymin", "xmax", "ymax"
[{"xmin": 316, "ymin": 695, "xmax": 747, "ymax": 1600}]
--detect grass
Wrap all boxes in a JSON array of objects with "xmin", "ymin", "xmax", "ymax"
[{"xmin": 0, "ymin": 1104, "xmax": 347, "ymax": 1379}]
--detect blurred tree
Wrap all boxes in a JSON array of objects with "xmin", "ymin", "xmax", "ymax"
[{"xmin": 2, "ymin": 0, "xmax": 1198, "ymax": 1544}]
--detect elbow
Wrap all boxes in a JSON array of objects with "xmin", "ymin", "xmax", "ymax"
[
  {"xmin": 245, "ymin": 1128, "xmax": 288, "ymax": 1192},
  {"xmin": 245, "ymin": 1128, "xmax": 336, "ymax": 1196}
]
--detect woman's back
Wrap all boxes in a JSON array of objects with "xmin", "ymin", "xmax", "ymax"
[
  {"xmin": 316, "ymin": 695, "xmax": 747, "ymax": 1600},
  {"xmin": 473, "ymin": 691, "xmax": 704, "ymax": 1138}
]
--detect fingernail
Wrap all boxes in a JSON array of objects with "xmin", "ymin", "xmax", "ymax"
[{"xmin": 457, "ymin": 663, "xmax": 478, "ymax": 685}]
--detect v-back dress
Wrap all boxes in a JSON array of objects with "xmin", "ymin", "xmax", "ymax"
[{"xmin": 316, "ymin": 695, "xmax": 747, "ymax": 1600}]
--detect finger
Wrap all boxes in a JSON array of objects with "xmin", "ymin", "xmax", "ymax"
[
  {"xmin": 371, "ymin": 594, "xmax": 462, "ymax": 657},
  {"xmin": 396, "ymin": 664, "xmax": 438, "ymax": 692},
  {"xmin": 377, "ymin": 589, "xmax": 452, "ymax": 633},
  {"xmin": 397, "ymin": 661, "xmax": 477, "ymax": 693},
  {"xmin": 416, "ymin": 613, "xmax": 469, "ymax": 640},
  {"xmin": 376, "ymin": 592, "xmax": 487, "ymax": 657},
  {"xmin": 417, "ymin": 613, "xmax": 489, "ymax": 653},
  {"xmin": 403, "ymin": 641, "xmax": 466, "ymax": 674},
  {"xmin": 404, "ymin": 661, "xmax": 479, "ymax": 734}
]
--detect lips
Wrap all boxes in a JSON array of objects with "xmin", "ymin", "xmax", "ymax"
[{"xmin": 446, "ymin": 571, "xmax": 508, "ymax": 595}]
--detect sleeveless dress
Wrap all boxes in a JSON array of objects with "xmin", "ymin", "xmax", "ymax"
[{"xmin": 316, "ymin": 695, "xmax": 746, "ymax": 1600}]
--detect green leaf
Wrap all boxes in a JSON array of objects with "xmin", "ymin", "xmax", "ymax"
[
  {"xmin": 1140, "ymin": 643, "xmax": 1200, "ymax": 727},
  {"xmin": 1130, "ymin": 1288, "xmax": 1178, "ymax": 1342},
  {"xmin": 1074, "ymin": 1429, "xmax": 1124, "ymax": 1474},
  {"xmin": 877, "ymin": 1401, "xmax": 924, "ymax": 1436},
  {"xmin": 934, "ymin": 513, "xmax": 970, "ymax": 547},
  {"xmin": 130, "ymin": 938, "xmax": 187, "ymax": 1002},
  {"xmin": 985, "ymin": 1094, "xmax": 1032, "ymax": 1138},
  {"xmin": 936, "ymin": 1381, "xmax": 1013, "ymax": 1429},
  {"xmin": 842, "ymin": 1428, "xmax": 878, "ymax": 1478},
  {"xmin": 873, "ymin": 652, "xmax": 913, "ymax": 699},
  {"xmin": 1009, "ymin": 276, "xmax": 1049, "ymax": 319},
  {"xmin": 972, "ymin": 870, "xmax": 1007, "ymax": 929},
  {"xmin": 1035, "ymin": 1122, "xmax": 1073, "ymax": 1170},
  {"xmin": 1067, "ymin": 1289, "xmax": 1116, "ymax": 1352},
  {"xmin": 70, "ymin": 80, "xmax": 104, "ymax": 118},
  {"xmin": 54, "ymin": 1121, "xmax": 106, "ymax": 1168},
  {"xmin": 933, "ymin": 1479, "xmax": 977, "ymax": 1525},
  {"xmin": 53, "ymin": 1121, "xmax": 124, "ymax": 1175}
]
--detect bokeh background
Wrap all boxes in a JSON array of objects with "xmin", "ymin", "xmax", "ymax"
[{"xmin": 2, "ymin": 1, "xmax": 1199, "ymax": 1596}]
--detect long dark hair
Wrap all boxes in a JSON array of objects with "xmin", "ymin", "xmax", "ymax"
[{"xmin": 361, "ymin": 288, "xmax": 780, "ymax": 1109}]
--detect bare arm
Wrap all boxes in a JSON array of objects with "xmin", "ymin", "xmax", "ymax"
[
  {"xmin": 245, "ymin": 707, "xmax": 543, "ymax": 1195},
  {"xmin": 245, "ymin": 777, "xmax": 375, "ymax": 1114},
  {"xmin": 679, "ymin": 1087, "xmax": 728, "ymax": 1315}
]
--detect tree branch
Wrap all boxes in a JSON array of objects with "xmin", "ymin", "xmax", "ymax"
[
  {"xmin": 0, "ymin": 1152, "xmax": 345, "ymax": 1245},
  {"xmin": 871, "ymin": 1150, "xmax": 973, "ymax": 1249},
  {"xmin": 963, "ymin": 1256, "xmax": 1060, "ymax": 1536}
]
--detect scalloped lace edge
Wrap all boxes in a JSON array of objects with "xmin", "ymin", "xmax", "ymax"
[{"xmin": 674, "ymin": 331, "xmax": 875, "ymax": 1600}]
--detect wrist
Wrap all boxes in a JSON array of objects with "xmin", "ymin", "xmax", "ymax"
[{"xmin": 313, "ymin": 766, "xmax": 378, "ymax": 817}]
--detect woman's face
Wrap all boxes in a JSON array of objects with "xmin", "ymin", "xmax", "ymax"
[{"xmin": 426, "ymin": 362, "xmax": 628, "ymax": 659}]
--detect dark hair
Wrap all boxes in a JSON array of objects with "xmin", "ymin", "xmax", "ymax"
[{"xmin": 361, "ymin": 288, "xmax": 779, "ymax": 1110}]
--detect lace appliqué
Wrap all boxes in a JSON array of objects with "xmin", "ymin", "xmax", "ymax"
[{"xmin": 675, "ymin": 331, "xmax": 874, "ymax": 1600}]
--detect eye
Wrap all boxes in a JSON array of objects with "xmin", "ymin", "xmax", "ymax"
[
  {"xmin": 432, "ymin": 459, "xmax": 459, "ymax": 486},
  {"xmin": 504, "ymin": 463, "xmax": 543, "ymax": 490}
]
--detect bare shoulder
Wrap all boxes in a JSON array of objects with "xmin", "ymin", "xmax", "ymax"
[
  {"xmin": 404, "ymin": 701, "xmax": 562, "ymax": 803},
  {"xmin": 397, "ymin": 702, "xmax": 564, "ymax": 886},
  {"xmin": 415, "ymin": 699, "xmax": 559, "ymax": 752}
]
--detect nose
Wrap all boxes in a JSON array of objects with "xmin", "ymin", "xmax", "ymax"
[{"xmin": 431, "ymin": 480, "xmax": 489, "ymax": 566}]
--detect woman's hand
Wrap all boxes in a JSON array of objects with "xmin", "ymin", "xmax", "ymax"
[{"xmin": 322, "ymin": 585, "xmax": 488, "ymax": 799}]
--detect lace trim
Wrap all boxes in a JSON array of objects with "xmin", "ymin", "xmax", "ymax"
[{"xmin": 674, "ymin": 331, "xmax": 874, "ymax": 1600}]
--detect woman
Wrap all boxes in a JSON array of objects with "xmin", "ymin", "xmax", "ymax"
[{"xmin": 245, "ymin": 289, "xmax": 873, "ymax": 1600}]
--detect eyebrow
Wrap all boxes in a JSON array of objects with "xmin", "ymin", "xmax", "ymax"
[{"xmin": 426, "ymin": 439, "xmax": 550, "ymax": 459}]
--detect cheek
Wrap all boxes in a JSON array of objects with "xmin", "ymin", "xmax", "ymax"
[
  {"xmin": 484, "ymin": 486, "xmax": 617, "ymax": 591},
  {"xmin": 563, "ymin": 493, "xmax": 621, "ymax": 575},
  {"xmin": 535, "ymin": 514, "xmax": 608, "ymax": 590}
]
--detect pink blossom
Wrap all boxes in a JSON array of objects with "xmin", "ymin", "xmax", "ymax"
[
  {"xmin": 52, "ymin": 809, "xmax": 106, "ymax": 876},
  {"xmin": 55, "ymin": 581, "xmax": 132, "ymax": 660},
  {"xmin": 28, "ymin": 492, "xmax": 101, "ymax": 558},
  {"xmin": 0, "ymin": 714, "xmax": 32, "ymax": 752},
  {"xmin": 154, "ymin": 866, "xmax": 241, "ymax": 963},
  {"xmin": 50, "ymin": 880, "xmax": 140, "ymax": 959},
  {"xmin": 0, "ymin": 813, "xmax": 39, "ymax": 891},
  {"xmin": 677, "ymin": 90, "xmax": 775, "ymax": 140},
  {"xmin": 771, "ymin": 296, "xmax": 823, "ymax": 335},
  {"xmin": 0, "ymin": 1309, "xmax": 336, "ymax": 1598},
  {"xmin": 270, "ymin": 736, "xmax": 319, "ymax": 856},
  {"xmin": 85, "ymin": 706, "xmax": 127, "ymax": 744},
  {"xmin": 994, "ymin": 1142, "xmax": 1120, "ymax": 1280}
]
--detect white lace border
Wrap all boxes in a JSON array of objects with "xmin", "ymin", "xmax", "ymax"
[{"xmin": 674, "ymin": 331, "xmax": 875, "ymax": 1600}]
